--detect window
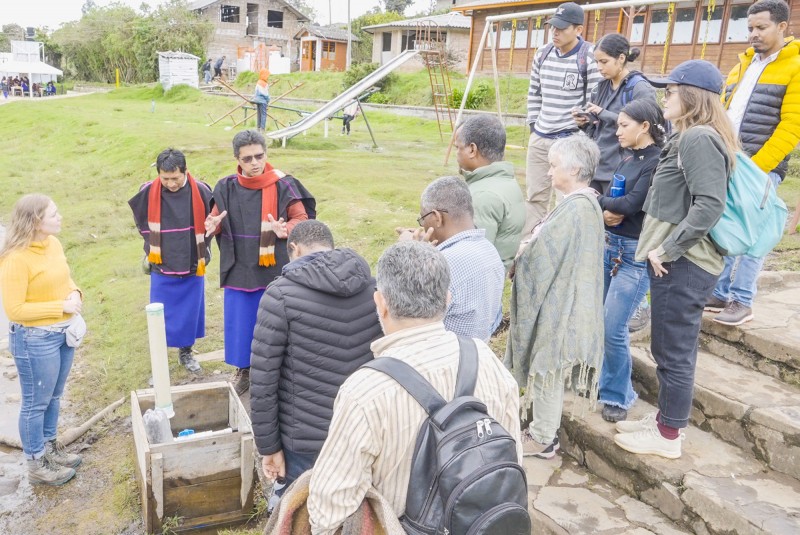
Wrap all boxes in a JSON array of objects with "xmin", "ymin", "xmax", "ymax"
[
  {"xmin": 499, "ymin": 21, "xmax": 513, "ymax": 49},
  {"xmin": 514, "ymin": 19, "xmax": 530, "ymax": 49},
  {"xmin": 530, "ymin": 19, "xmax": 547, "ymax": 48},
  {"xmin": 401, "ymin": 31, "xmax": 416, "ymax": 51},
  {"xmin": 696, "ymin": 1, "xmax": 722, "ymax": 44},
  {"xmin": 672, "ymin": 8, "xmax": 696, "ymax": 44},
  {"xmin": 726, "ymin": 4, "xmax": 751, "ymax": 42},
  {"xmin": 267, "ymin": 9, "xmax": 283, "ymax": 29},
  {"xmin": 246, "ymin": 4, "xmax": 259, "ymax": 36},
  {"xmin": 382, "ymin": 32, "xmax": 392, "ymax": 52},
  {"xmin": 630, "ymin": 14, "xmax": 645, "ymax": 44},
  {"xmin": 220, "ymin": 5, "xmax": 240, "ymax": 23},
  {"xmin": 647, "ymin": 10, "xmax": 670, "ymax": 44},
  {"xmin": 322, "ymin": 41, "xmax": 336, "ymax": 60}
]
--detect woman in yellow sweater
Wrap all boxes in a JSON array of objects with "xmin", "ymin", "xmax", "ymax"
[{"xmin": 0, "ymin": 194, "xmax": 84, "ymax": 486}]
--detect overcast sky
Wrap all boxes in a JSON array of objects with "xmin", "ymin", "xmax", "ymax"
[{"xmin": 2, "ymin": 0, "xmax": 433, "ymax": 30}]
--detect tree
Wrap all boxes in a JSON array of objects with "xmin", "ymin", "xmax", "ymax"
[
  {"xmin": 35, "ymin": 28, "xmax": 63, "ymax": 68},
  {"xmin": 350, "ymin": 10, "xmax": 405, "ymax": 64},
  {"xmin": 382, "ymin": 0, "xmax": 414, "ymax": 15},
  {"xmin": 82, "ymin": 0, "xmax": 98, "ymax": 15},
  {"xmin": 287, "ymin": 0, "xmax": 317, "ymax": 23}
]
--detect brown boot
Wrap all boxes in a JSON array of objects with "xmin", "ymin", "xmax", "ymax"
[
  {"xmin": 232, "ymin": 367, "xmax": 250, "ymax": 396},
  {"xmin": 27, "ymin": 456, "xmax": 76, "ymax": 486}
]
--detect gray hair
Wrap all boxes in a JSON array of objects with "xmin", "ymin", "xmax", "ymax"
[
  {"xmin": 376, "ymin": 241, "xmax": 450, "ymax": 320},
  {"xmin": 420, "ymin": 176, "xmax": 474, "ymax": 221},
  {"xmin": 549, "ymin": 134, "xmax": 600, "ymax": 184},
  {"xmin": 288, "ymin": 220, "xmax": 334, "ymax": 249},
  {"xmin": 456, "ymin": 114, "xmax": 506, "ymax": 162},
  {"xmin": 232, "ymin": 129, "xmax": 266, "ymax": 158}
]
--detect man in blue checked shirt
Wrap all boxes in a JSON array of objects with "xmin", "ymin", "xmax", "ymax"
[{"xmin": 398, "ymin": 176, "xmax": 504, "ymax": 341}]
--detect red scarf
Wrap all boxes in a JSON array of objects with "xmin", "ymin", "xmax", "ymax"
[
  {"xmin": 147, "ymin": 172, "xmax": 208, "ymax": 276},
  {"xmin": 238, "ymin": 162, "xmax": 282, "ymax": 267}
]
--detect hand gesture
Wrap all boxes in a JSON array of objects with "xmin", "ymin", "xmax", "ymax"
[
  {"xmin": 63, "ymin": 292, "xmax": 82, "ymax": 314},
  {"xmin": 204, "ymin": 210, "xmax": 228, "ymax": 237},
  {"xmin": 261, "ymin": 451, "xmax": 286, "ymax": 481},
  {"xmin": 571, "ymin": 107, "xmax": 590, "ymax": 127},
  {"xmin": 647, "ymin": 249, "xmax": 669, "ymax": 277},
  {"xmin": 398, "ymin": 227, "xmax": 437, "ymax": 245},
  {"xmin": 584, "ymin": 102, "xmax": 603, "ymax": 115},
  {"xmin": 267, "ymin": 214, "xmax": 288, "ymax": 239},
  {"xmin": 603, "ymin": 211, "xmax": 624, "ymax": 227}
]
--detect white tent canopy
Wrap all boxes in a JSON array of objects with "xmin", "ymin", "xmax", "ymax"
[{"xmin": 0, "ymin": 60, "xmax": 63, "ymax": 97}]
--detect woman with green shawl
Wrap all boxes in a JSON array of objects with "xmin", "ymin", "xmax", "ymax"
[{"xmin": 506, "ymin": 133, "xmax": 605, "ymax": 459}]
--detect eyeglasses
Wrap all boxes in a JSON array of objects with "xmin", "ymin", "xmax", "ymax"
[
  {"xmin": 417, "ymin": 209, "xmax": 448, "ymax": 226},
  {"xmin": 239, "ymin": 152, "xmax": 266, "ymax": 164}
]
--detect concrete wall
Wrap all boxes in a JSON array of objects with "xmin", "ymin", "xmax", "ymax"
[
  {"xmin": 370, "ymin": 28, "xmax": 470, "ymax": 73},
  {"xmin": 197, "ymin": 0, "xmax": 306, "ymax": 73}
]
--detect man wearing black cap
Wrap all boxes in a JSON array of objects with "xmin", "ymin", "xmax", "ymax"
[
  {"xmin": 706, "ymin": 0, "xmax": 800, "ymax": 326},
  {"xmin": 523, "ymin": 1, "xmax": 602, "ymax": 234}
]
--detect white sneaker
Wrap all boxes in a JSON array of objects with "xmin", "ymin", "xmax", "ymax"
[
  {"xmin": 615, "ymin": 411, "xmax": 657, "ymax": 434},
  {"xmin": 614, "ymin": 424, "xmax": 684, "ymax": 459}
]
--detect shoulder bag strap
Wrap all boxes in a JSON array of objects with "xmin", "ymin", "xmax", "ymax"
[
  {"xmin": 362, "ymin": 357, "xmax": 447, "ymax": 416},
  {"xmin": 454, "ymin": 337, "xmax": 479, "ymax": 397}
]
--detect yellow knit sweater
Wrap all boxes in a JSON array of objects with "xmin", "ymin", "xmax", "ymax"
[{"xmin": 0, "ymin": 236, "xmax": 80, "ymax": 327}]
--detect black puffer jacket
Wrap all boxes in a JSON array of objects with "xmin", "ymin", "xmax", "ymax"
[{"xmin": 250, "ymin": 248, "xmax": 382, "ymax": 457}]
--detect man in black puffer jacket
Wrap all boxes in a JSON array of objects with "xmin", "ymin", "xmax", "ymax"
[{"xmin": 250, "ymin": 220, "xmax": 382, "ymax": 500}]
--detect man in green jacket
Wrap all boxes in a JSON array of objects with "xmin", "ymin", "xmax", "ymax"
[{"xmin": 455, "ymin": 115, "xmax": 525, "ymax": 268}]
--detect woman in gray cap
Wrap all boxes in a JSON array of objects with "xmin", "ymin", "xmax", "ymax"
[{"xmin": 612, "ymin": 60, "xmax": 738, "ymax": 460}]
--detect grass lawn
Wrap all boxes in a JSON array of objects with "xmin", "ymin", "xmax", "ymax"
[{"xmin": 1, "ymin": 84, "xmax": 799, "ymax": 534}]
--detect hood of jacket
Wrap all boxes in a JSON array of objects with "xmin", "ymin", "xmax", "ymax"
[{"xmin": 282, "ymin": 248, "xmax": 374, "ymax": 297}]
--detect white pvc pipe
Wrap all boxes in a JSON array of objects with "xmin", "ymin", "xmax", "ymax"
[
  {"xmin": 146, "ymin": 303, "xmax": 174, "ymax": 418},
  {"xmin": 484, "ymin": 0, "xmax": 673, "ymax": 23}
]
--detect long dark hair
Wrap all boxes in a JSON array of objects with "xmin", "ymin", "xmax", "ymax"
[
  {"xmin": 619, "ymin": 99, "xmax": 667, "ymax": 147},
  {"xmin": 596, "ymin": 33, "xmax": 641, "ymax": 63}
]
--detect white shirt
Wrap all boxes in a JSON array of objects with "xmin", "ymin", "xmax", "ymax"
[{"xmin": 727, "ymin": 49, "xmax": 781, "ymax": 134}]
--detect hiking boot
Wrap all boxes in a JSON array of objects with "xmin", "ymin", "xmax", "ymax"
[
  {"xmin": 601, "ymin": 405, "xmax": 628, "ymax": 423},
  {"xmin": 232, "ymin": 367, "xmax": 250, "ymax": 396},
  {"xmin": 27, "ymin": 456, "xmax": 76, "ymax": 486},
  {"xmin": 615, "ymin": 412, "xmax": 656, "ymax": 434},
  {"xmin": 713, "ymin": 301, "xmax": 754, "ymax": 326},
  {"xmin": 704, "ymin": 295, "xmax": 728, "ymax": 313},
  {"xmin": 45, "ymin": 440, "xmax": 82, "ymax": 468},
  {"xmin": 627, "ymin": 306, "xmax": 650, "ymax": 333},
  {"xmin": 179, "ymin": 346, "xmax": 201, "ymax": 373},
  {"xmin": 614, "ymin": 424, "xmax": 684, "ymax": 459},
  {"xmin": 520, "ymin": 429, "xmax": 560, "ymax": 459}
]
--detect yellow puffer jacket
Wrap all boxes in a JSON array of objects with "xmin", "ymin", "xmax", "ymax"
[{"xmin": 723, "ymin": 37, "xmax": 800, "ymax": 178}]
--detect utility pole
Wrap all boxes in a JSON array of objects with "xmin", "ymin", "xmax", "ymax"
[{"xmin": 347, "ymin": 0, "xmax": 352, "ymax": 69}]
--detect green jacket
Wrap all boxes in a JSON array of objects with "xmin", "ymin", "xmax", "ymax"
[{"xmin": 462, "ymin": 161, "xmax": 525, "ymax": 268}]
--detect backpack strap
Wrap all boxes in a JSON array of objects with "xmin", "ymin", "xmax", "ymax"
[
  {"xmin": 454, "ymin": 337, "xmax": 478, "ymax": 398},
  {"xmin": 363, "ymin": 357, "xmax": 447, "ymax": 416},
  {"xmin": 534, "ymin": 44, "xmax": 555, "ymax": 97},
  {"xmin": 620, "ymin": 73, "xmax": 645, "ymax": 106},
  {"xmin": 577, "ymin": 41, "xmax": 590, "ymax": 107}
]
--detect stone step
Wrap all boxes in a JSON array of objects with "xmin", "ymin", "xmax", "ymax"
[
  {"xmin": 630, "ymin": 346, "xmax": 800, "ymax": 481},
  {"xmin": 699, "ymin": 273, "xmax": 800, "ymax": 387},
  {"xmin": 525, "ymin": 453, "xmax": 690, "ymax": 534},
  {"xmin": 559, "ymin": 394, "xmax": 800, "ymax": 534}
]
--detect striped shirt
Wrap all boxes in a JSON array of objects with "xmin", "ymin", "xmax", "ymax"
[
  {"xmin": 438, "ymin": 229, "xmax": 504, "ymax": 342},
  {"xmin": 527, "ymin": 39, "xmax": 602, "ymax": 135},
  {"xmin": 307, "ymin": 323, "xmax": 522, "ymax": 535}
]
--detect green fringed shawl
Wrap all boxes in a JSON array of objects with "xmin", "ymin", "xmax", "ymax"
[{"xmin": 504, "ymin": 192, "xmax": 605, "ymax": 413}]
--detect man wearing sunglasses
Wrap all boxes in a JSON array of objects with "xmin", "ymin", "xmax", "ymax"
[{"xmin": 205, "ymin": 130, "xmax": 316, "ymax": 395}]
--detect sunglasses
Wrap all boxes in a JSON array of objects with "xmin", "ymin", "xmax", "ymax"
[{"xmin": 239, "ymin": 152, "xmax": 266, "ymax": 164}]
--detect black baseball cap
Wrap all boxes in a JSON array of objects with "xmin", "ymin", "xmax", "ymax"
[
  {"xmin": 646, "ymin": 60, "xmax": 724, "ymax": 95},
  {"xmin": 547, "ymin": 2, "xmax": 585, "ymax": 29}
]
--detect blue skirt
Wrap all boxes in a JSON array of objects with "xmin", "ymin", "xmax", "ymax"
[
  {"xmin": 223, "ymin": 288, "xmax": 264, "ymax": 368},
  {"xmin": 150, "ymin": 272, "xmax": 205, "ymax": 348}
]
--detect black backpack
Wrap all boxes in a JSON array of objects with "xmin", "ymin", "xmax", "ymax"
[{"xmin": 363, "ymin": 337, "xmax": 530, "ymax": 535}]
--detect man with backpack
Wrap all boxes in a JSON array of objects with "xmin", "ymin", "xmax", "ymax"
[
  {"xmin": 308, "ymin": 241, "xmax": 525, "ymax": 535},
  {"xmin": 705, "ymin": 0, "xmax": 800, "ymax": 326},
  {"xmin": 524, "ymin": 1, "xmax": 602, "ymax": 234}
]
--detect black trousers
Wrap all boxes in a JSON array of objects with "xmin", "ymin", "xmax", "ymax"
[
  {"xmin": 648, "ymin": 256, "xmax": 717, "ymax": 428},
  {"xmin": 342, "ymin": 114, "xmax": 354, "ymax": 133}
]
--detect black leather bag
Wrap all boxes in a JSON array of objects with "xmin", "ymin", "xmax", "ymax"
[{"xmin": 363, "ymin": 337, "xmax": 530, "ymax": 535}]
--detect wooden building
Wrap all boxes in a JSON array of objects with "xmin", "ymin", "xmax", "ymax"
[
  {"xmin": 190, "ymin": 0, "xmax": 309, "ymax": 73},
  {"xmin": 454, "ymin": 0, "xmax": 800, "ymax": 75},
  {"xmin": 295, "ymin": 25, "xmax": 359, "ymax": 72}
]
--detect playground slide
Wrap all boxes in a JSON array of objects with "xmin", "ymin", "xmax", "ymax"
[{"xmin": 267, "ymin": 49, "xmax": 420, "ymax": 143}]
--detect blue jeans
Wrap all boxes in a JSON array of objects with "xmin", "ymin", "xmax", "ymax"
[
  {"xmin": 256, "ymin": 99, "xmax": 269, "ymax": 130},
  {"xmin": 203, "ymin": 71, "xmax": 212, "ymax": 84},
  {"xmin": 712, "ymin": 172, "xmax": 782, "ymax": 308},
  {"xmin": 599, "ymin": 232, "xmax": 649, "ymax": 410},
  {"xmin": 8, "ymin": 323, "xmax": 75, "ymax": 459}
]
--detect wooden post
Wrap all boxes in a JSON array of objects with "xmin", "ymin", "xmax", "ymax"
[
  {"xmin": 489, "ymin": 22, "xmax": 503, "ymax": 121},
  {"xmin": 240, "ymin": 435, "xmax": 255, "ymax": 507},
  {"xmin": 151, "ymin": 452, "xmax": 164, "ymax": 520}
]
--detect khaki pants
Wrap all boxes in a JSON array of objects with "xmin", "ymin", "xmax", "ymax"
[{"xmin": 524, "ymin": 134, "xmax": 563, "ymax": 235}]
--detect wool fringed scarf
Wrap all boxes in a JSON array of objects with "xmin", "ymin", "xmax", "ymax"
[
  {"xmin": 147, "ymin": 172, "xmax": 208, "ymax": 276},
  {"xmin": 237, "ymin": 162, "xmax": 281, "ymax": 267}
]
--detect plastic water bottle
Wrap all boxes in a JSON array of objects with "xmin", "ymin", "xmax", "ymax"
[
  {"xmin": 268, "ymin": 477, "xmax": 286, "ymax": 513},
  {"xmin": 142, "ymin": 408, "xmax": 174, "ymax": 444},
  {"xmin": 609, "ymin": 173, "xmax": 626, "ymax": 227}
]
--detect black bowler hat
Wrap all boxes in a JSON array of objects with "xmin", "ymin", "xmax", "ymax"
[
  {"xmin": 646, "ymin": 60, "xmax": 724, "ymax": 95},
  {"xmin": 547, "ymin": 2, "xmax": 586, "ymax": 29}
]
